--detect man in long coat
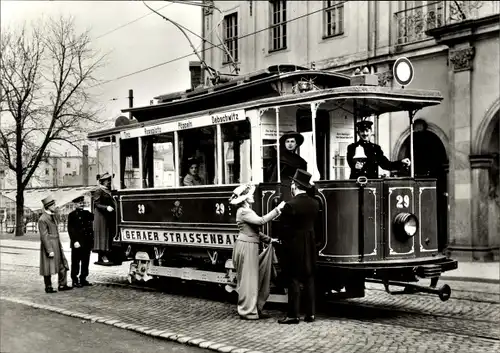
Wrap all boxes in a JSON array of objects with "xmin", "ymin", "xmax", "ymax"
[
  {"xmin": 93, "ymin": 172, "xmax": 117, "ymax": 264},
  {"xmin": 68, "ymin": 195, "xmax": 94, "ymax": 287},
  {"xmin": 347, "ymin": 120, "xmax": 411, "ymax": 179},
  {"xmin": 276, "ymin": 169, "xmax": 319, "ymax": 324},
  {"xmin": 38, "ymin": 195, "xmax": 72, "ymax": 293}
]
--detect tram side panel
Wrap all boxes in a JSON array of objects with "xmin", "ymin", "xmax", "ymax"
[{"xmin": 115, "ymin": 186, "xmax": 239, "ymax": 277}]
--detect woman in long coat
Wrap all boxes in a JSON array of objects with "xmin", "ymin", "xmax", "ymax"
[
  {"xmin": 270, "ymin": 131, "xmax": 307, "ymax": 201},
  {"xmin": 93, "ymin": 172, "xmax": 116, "ymax": 262},
  {"xmin": 38, "ymin": 195, "xmax": 71, "ymax": 293},
  {"xmin": 230, "ymin": 184, "xmax": 283, "ymax": 320}
]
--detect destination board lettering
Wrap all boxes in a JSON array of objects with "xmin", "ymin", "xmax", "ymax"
[
  {"xmin": 211, "ymin": 112, "xmax": 239, "ymax": 124},
  {"xmin": 120, "ymin": 109, "xmax": 246, "ymax": 140},
  {"xmin": 144, "ymin": 126, "xmax": 162, "ymax": 135},
  {"xmin": 178, "ymin": 121, "xmax": 193, "ymax": 130},
  {"xmin": 121, "ymin": 229, "xmax": 238, "ymax": 248}
]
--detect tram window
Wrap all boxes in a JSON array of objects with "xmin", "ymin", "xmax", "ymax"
[
  {"xmin": 142, "ymin": 133, "xmax": 175, "ymax": 188},
  {"xmin": 178, "ymin": 127, "xmax": 216, "ymax": 186},
  {"xmin": 331, "ymin": 142, "xmax": 350, "ymax": 180},
  {"xmin": 120, "ymin": 137, "xmax": 140, "ymax": 189},
  {"xmin": 221, "ymin": 120, "xmax": 251, "ymax": 184}
]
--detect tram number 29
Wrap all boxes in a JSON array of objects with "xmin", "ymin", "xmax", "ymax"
[
  {"xmin": 215, "ymin": 203, "xmax": 225, "ymax": 215},
  {"xmin": 396, "ymin": 195, "xmax": 410, "ymax": 209}
]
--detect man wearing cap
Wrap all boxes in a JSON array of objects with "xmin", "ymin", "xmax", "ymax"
[
  {"xmin": 68, "ymin": 196, "xmax": 94, "ymax": 287},
  {"xmin": 347, "ymin": 120, "xmax": 411, "ymax": 179},
  {"xmin": 38, "ymin": 195, "xmax": 72, "ymax": 293},
  {"xmin": 275, "ymin": 169, "xmax": 319, "ymax": 324}
]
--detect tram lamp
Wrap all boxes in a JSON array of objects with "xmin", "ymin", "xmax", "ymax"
[
  {"xmin": 351, "ymin": 67, "xmax": 378, "ymax": 86},
  {"xmin": 393, "ymin": 212, "xmax": 419, "ymax": 240}
]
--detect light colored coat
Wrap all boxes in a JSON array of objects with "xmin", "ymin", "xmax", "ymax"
[{"xmin": 38, "ymin": 212, "xmax": 69, "ymax": 276}]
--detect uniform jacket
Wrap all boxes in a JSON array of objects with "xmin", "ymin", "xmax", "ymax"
[
  {"xmin": 68, "ymin": 208, "xmax": 94, "ymax": 249},
  {"xmin": 347, "ymin": 140, "xmax": 405, "ymax": 179},
  {"xmin": 278, "ymin": 193, "xmax": 320, "ymax": 279},
  {"xmin": 38, "ymin": 212, "xmax": 69, "ymax": 276}
]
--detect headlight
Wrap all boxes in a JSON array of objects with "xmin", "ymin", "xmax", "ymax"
[{"xmin": 393, "ymin": 213, "xmax": 419, "ymax": 240}]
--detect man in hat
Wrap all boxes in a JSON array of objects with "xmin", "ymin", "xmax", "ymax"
[
  {"xmin": 275, "ymin": 169, "xmax": 319, "ymax": 324},
  {"xmin": 38, "ymin": 195, "xmax": 72, "ymax": 293},
  {"xmin": 270, "ymin": 131, "xmax": 307, "ymax": 201},
  {"xmin": 93, "ymin": 172, "xmax": 117, "ymax": 264},
  {"xmin": 347, "ymin": 120, "xmax": 411, "ymax": 179},
  {"xmin": 68, "ymin": 195, "xmax": 94, "ymax": 287}
]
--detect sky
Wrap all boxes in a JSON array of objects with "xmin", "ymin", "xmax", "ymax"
[{"xmin": 1, "ymin": 0, "xmax": 203, "ymax": 152}]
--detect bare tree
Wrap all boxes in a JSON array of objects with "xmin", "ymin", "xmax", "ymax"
[{"xmin": 0, "ymin": 16, "xmax": 106, "ymax": 237}]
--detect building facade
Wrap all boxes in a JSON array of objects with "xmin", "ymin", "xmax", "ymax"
[{"xmin": 202, "ymin": 0, "xmax": 500, "ymax": 260}]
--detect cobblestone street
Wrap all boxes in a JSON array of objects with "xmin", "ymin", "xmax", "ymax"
[{"xmin": 1, "ymin": 240, "xmax": 499, "ymax": 353}]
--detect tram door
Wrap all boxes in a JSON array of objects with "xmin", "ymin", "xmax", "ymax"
[{"xmin": 296, "ymin": 109, "xmax": 329, "ymax": 250}]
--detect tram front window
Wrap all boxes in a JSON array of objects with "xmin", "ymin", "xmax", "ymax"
[
  {"xmin": 142, "ymin": 132, "xmax": 175, "ymax": 188},
  {"xmin": 178, "ymin": 127, "xmax": 216, "ymax": 186},
  {"xmin": 222, "ymin": 120, "xmax": 251, "ymax": 184}
]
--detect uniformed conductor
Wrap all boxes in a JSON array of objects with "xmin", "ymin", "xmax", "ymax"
[
  {"xmin": 68, "ymin": 196, "xmax": 94, "ymax": 287},
  {"xmin": 347, "ymin": 120, "xmax": 411, "ymax": 179}
]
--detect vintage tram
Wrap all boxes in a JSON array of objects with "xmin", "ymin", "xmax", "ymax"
[{"xmin": 88, "ymin": 62, "xmax": 458, "ymax": 302}]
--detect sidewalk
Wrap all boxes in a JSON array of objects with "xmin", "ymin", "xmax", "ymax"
[{"xmin": 1, "ymin": 235, "xmax": 498, "ymax": 283}]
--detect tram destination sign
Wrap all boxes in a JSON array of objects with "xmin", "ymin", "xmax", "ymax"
[
  {"xmin": 120, "ymin": 228, "xmax": 238, "ymax": 249},
  {"xmin": 121, "ymin": 109, "xmax": 246, "ymax": 139}
]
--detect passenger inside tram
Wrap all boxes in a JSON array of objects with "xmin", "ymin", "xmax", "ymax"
[{"xmin": 183, "ymin": 158, "xmax": 205, "ymax": 186}]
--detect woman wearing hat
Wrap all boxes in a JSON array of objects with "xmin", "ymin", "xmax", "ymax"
[
  {"xmin": 270, "ymin": 131, "xmax": 307, "ymax": 201},
  {"xmin": 229, "ymin": 184, "xmax": 284, "ymax": 320},
  {"xmin": 93, "ymin": 172, "xmax": 117, "ymax": 264},
  {"xmin": 183, "ymin": 157, "xmax": 205, "ymax": 186}
]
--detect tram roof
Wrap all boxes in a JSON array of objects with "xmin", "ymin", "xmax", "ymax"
[{"xmin": 88, "ymin": 85, "xmax": 443, "ymax": 140}]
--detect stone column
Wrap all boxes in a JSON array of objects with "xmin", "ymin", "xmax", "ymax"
[
  {"xmin": 447, "ymin": 45, "xmax": 475, "ymax": 259},
  {"xmin": 469, "ymin": 155, "xmax": 495, "ymax": 260}
]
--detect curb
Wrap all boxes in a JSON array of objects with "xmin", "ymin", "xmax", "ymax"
[{"xmin": 1, "ymin": 297, "xmax": 265, "ymax": 353}]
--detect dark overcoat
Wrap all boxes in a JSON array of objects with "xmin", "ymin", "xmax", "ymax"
[
  {"xmin": 38, "ymin": 212, "xmax": 69, "ymax": 276},
  {"xmin": 68, "ymin": 208, "xmax": 94, "ymax": 249},
  {"xmin": 93, "ymin": 187, "xmax": 116, "ymax": 252},
  {"xmin": 270, "ymin": 148, "xmax": 308, "ymax": 201},
  {"xmin": 346, "ymin": 140, "xmax": 405, "ymax": 179},
  {"xmin": 278, "ymin": 193, "xmax": 320, "ymax": 280}
]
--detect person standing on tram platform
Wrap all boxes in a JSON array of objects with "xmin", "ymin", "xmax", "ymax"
[
  {"xmin": 270, "ymin": 131, "xmax": 307, "ymax": 201},
  {"xmin": 38, "ymin": 195, "xmax": 73, "ymax": 293},
  {"xmin": 92, "ymin": 172, "xmax": 116, "ymax": 264},
  {"xmin": 229, "ymin": 183, "xmax": 283, "ymax": 320},
  {"xmin": 275, "ymin": 169, "xmax": 319, "ymax": 324},
  {"xmin": 347, "ymin": 120, "xmax": 411, "ymax": 179},
  {"xmin": 68, "ymin": 195, "xmax": 94, "ymax": 287}
]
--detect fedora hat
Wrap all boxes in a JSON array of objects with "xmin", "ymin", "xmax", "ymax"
[
  {"xmin": 229, "ymin": 184, "xmax": 256, "ymax": 205},
  {"xmin": 279, "ymin": 131, "xmax": 304, "ymax": 147},
  {"xmin": 72, "ymin": 195, "xmax": 84, "ymax": 203},
  {"xmin": 41, "ymin": 195, "xmax": 56, "ymax": 209},
  {"xmin": 291, "ymin": 169, "xmax": 313, "ymax": 189},
  {"xmin": 355, "ymin": 120, "xmax": 373, "ymax": 131},
  {"xmin": 99, "ymin": 172, "xmax": 114, "ymax": 181}
]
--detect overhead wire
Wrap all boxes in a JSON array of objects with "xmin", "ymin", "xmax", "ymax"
[
  {"xmin": 94, "ymin": 2, "xmax": 174, "ymax": 40},
  {"xmin": 91, "ymin": 4, "xmax": 331, "ymax": 88}
]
